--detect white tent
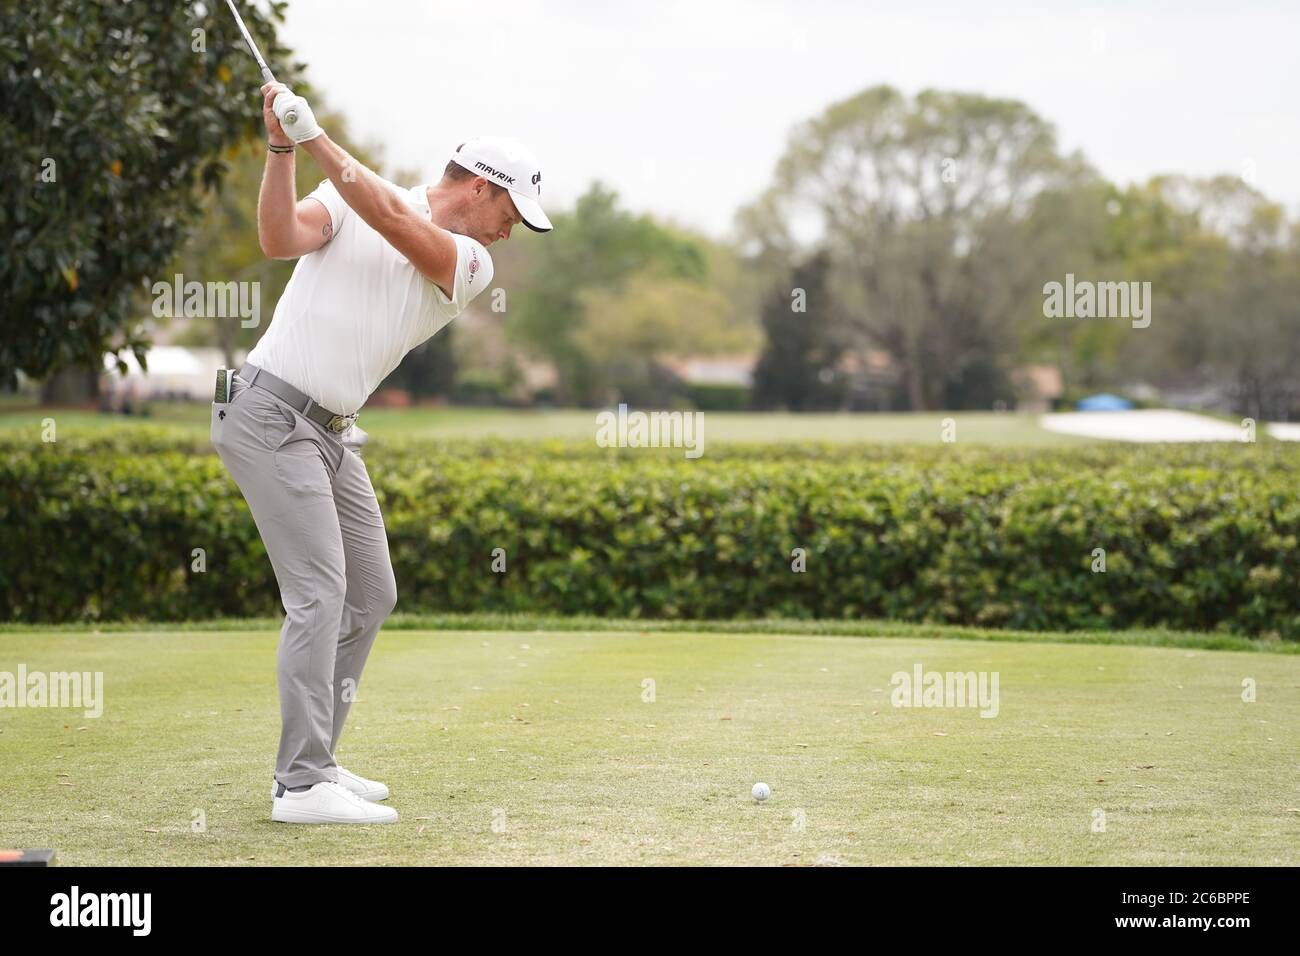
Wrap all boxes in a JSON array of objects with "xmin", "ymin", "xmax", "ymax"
[{"xmin": 102, "ymin": 346, "xmax": 232, "ymax": 401}]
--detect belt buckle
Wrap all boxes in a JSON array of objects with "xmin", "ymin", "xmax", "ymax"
[{"xmin": 326, "ymin": 413, "xmax": 355, "ymax": 434}]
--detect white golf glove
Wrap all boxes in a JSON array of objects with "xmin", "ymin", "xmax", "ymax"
[{"xmin": 271, "ymin": 90, "xmax": 324, "ymax": 143}]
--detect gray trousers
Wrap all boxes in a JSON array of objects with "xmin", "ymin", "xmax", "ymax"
[{"xmin": 211, "ymin": 373, "xmax": 397, "ymax": 788}]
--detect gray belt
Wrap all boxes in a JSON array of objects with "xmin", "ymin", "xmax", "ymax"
[{"xmin": 238, "ymin": 363, "xmax": 358, "ymax": 434}]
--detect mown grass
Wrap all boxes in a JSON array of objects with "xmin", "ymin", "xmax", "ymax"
[
  {"xmin": 0, "ymin": 403, "xmax": 1092, "ymax": 445},
  {"xmin": 3, "ymin": 613, "xmax": 1295, "ymax": 654},
  {"xmin": 2, "ymin": 625, "xmax": 1296, "ymax": 865}
]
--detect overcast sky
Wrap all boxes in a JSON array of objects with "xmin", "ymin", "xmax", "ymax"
[{"xmin": 282, "ymin": 0, "xmax": 1299, "ymax": 238}]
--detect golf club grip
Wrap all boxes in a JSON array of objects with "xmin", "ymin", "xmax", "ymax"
[{"xmin": 259, "ymin": 67, "xmax": 297, "ymax": 126}]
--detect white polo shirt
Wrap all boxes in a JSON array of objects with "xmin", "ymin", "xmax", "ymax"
[{"xmin": 246, "ymin": 178, "xmax": 493, "ymax": 415}]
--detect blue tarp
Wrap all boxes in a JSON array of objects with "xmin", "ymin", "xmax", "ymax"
[{"xmin": 1075, "ymin": 393, "xmax": 1134, "ymax": 411}]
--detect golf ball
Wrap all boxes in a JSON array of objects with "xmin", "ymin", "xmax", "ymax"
[{"xmin": 752, "ymin": 782, "xmax": 771, "ymax": 802}]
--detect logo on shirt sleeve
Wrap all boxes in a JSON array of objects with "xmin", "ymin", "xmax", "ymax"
[{"xmin": 468, "ymin": 246, "xmax": 480, "ymax": 284}]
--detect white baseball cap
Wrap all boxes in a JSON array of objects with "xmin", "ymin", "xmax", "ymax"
[{"xmin": 450, "ymin": 136, "xmax": 552, "ymax": 233}]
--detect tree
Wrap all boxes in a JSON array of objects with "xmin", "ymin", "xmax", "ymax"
[
  {"xmin": 510, "ymin": 183, "xmax": 708, "ymax": 405},
  {"xmin": 752, "ymin": 250, "xmax": 849, "ymax": 410},
  {"xmin": 383, "ymin": 332, "xmax": 457, "ymax": 401},
  {"xmin": 738, "ymin": 85, "xmax": 1097, "ymax": 410},
  {"xmin": 1115, "ymin": 176, "xmax": 1299, "ymax": 418},
  {"xmin": 0, "ymin": 0, "xmax": 301, "ymax": 392},
  {"xmin": 575, "ymin": 269, "xmax": 755, "ymax": 406}
]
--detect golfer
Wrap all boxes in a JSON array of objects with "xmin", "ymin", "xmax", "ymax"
[{"xmin": 210, "ymin": 82, "xmax": 552, "ymax": 824}]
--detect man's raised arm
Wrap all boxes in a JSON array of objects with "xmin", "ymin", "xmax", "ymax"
[
  {"xmin": 256, "ymin": 84, "xmax": 333, "ymax": 260},
  {"xmin": 261, "ymin": 82, "xmax": 459, "ymax": 296}
]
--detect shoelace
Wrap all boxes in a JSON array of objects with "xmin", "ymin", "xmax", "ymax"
[{"xmin": 322, "ymin": 781, "xmax": 375, "ymax": 806}]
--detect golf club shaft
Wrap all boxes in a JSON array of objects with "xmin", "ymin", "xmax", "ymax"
[{"xmin": 223, "ymin": 0, "xmax": 298, "ymax": 125}]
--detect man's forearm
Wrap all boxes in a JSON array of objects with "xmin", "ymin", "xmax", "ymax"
[
  {"xmin": 300, "ymin": 134, "xmax": 409, "ymax": 236},
  {"xmin": 287, "ymin": 108, "xmax": 458, "ymax": 293},
  {"xmin": 258, "ymin": 151, "xmax": 299, "ymax": 256}
]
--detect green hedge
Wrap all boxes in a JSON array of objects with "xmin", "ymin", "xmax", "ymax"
[
  {"xmin": 685, "ymin": 383, "xmax": 751, "ymax": 411},
  {"xmin": 2, "ymin": 438, "xmax": 1297, "ymax": 637}
]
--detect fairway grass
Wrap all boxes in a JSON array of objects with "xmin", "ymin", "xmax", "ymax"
[
  {"xmin": 0, "ymin": 404, "xmax": 1090, "ymax": 445},
  {"xmin": 2, "ymin": 628, "xmax": 1296, "ymax": 866}
]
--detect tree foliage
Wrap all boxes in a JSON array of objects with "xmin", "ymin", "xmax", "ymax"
[
  {"xmin": 752, "ymin": 251, "xmax": 850, "ymax": 410},
  {"xmin": 739, "ymin": 85, "xmax": 1098, "ymax": 410},
  {"xmin": 0, "ymin": 0, "xmax": 300, "ymax": 387},
  {"xmin": 510, "ymin": 183, "xmax": 710, "ymax": 404}
]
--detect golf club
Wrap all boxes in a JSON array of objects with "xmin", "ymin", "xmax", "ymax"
[{"xmin": 223, "ymin": 0, "xmax": 297, "ymax": 126}]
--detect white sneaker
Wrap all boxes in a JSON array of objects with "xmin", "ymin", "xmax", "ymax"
[
  {"xmin": 271, "ymin": 781, "xmax": 398, "ymax": 825},
  {"xmin": 271, "ymin": 767, "xmax": 389, "ymax": 802}
]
